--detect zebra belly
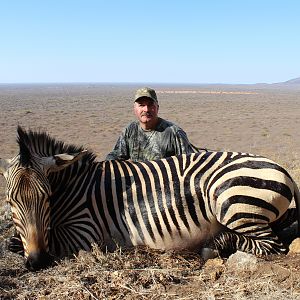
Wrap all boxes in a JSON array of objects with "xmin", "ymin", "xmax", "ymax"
[{"xmin": 125, "ymin": 218, "xmax": 222, "ymax": 251}]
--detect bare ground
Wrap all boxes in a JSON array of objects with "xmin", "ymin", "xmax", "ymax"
[{"xmin": 1, "ymin": 83, "xmax": 300, "ymax": 299}]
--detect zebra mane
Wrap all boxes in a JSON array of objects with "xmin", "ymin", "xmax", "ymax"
[{"xmin": 17, "ymin": 125, "xmax": 96, "ymax": 166}]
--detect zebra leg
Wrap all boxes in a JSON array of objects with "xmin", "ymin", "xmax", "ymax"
[
  {"xmin": 7, "ymin": 231, "xmax": 24, "ymax": 256},
  {"xmin": 211, "ymin": 227, "xmax": 288, "ymax": 257},
  {"xmin": 271, "ymin": 208, "xmax": 299, "ymax": 245},
  {"xmin": 270, "ymin": 208, "xmax": 298, "ymax": 232}
]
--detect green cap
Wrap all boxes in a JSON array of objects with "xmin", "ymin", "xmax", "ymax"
[{"xmin": 134, "ymin": 87, "xmax": 158, "ymax": 103}]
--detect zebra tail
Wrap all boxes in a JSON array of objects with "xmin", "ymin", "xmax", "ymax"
[
  {"xmin": 293, "ymin": 179, "xmax": 300, "ymax": 236},
  {"xmin": 190, "ymin": 143, "xmax": 216, "ymax": 153}
]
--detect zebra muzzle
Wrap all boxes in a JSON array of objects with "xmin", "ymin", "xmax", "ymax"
[{"xmin": 25, "ymin": 250, "xmax": 53, "ymax": 271}]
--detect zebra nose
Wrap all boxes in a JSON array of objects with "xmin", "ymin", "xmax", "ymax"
[{"xmin": 25, "ymin": 250, "xmax": 53, "ymax": 271}]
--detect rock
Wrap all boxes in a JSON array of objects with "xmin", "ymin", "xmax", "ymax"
[
  {"xmin": 289, "ymin": 237, "xmax": 300, "ymax": 253},
  {"xmin": 226, "ymin": 251, "xmax": 258, "ymax": 272},
  {"xmin": 202, "ymin": 258, "xmax": 224, "ymax": 281},
  {"xmin": 255, "ymin": 264, "xmax": 290, "ymax": 282},
  {"xmin": 200, "ymin": 247, "xmax": 219, "ymax": 261},
  {"xmin": 205, "ymin": 257, "xmax": 224, "ymax": 268}
]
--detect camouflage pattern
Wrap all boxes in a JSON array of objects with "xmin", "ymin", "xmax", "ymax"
[
  {"xmin": 134, "ymin": 87, "xmax": 158, "ymax": 104},
  {"xmin": 106, "ymin": 118, "xmax": 195, "ymax": 161}
]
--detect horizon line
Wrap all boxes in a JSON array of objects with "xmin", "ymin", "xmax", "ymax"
[{"xmin": 0, "ymin": 81, "xmax": 275, "ymax": 85}]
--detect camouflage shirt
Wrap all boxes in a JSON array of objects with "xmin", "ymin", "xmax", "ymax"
[{"xmin": 106, "ymin": 118, "xmax": 195, "ymax": 161}]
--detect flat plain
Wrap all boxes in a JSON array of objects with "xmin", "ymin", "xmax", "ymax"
[{"xmin": 1, "ymin": 83, "xmax": 300, "ymax": 299}]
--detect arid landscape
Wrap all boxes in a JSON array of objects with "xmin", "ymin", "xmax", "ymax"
[{"xmin": 1, "ymin": 83, "xmax": 300, "ymax": 299}]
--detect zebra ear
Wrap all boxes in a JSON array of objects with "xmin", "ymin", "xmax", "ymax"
[
  {"xmin": 44, "ymin": 150, "xmax": 87, "ymax": 173},
  {"xmin": 0, "ymin": 158, "xmax": 11, "ymax": 175}
]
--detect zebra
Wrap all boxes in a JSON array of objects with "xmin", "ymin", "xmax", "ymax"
[{"xmin": 0, "ymin": 126, "xmax": 299, "ymax": 271}]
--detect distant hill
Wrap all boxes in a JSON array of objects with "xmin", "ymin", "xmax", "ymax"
[{"xmin": 282, "ymin": 77, "xmax": 300, "ymax": 84}]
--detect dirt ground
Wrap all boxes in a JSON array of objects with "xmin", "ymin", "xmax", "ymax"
[{"xmin": 1, "ymin": 83, "xmax": 300, "ymax": 299}]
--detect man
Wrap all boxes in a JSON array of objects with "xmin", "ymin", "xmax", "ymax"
[{"xmin": 106, "ymin": 87, "xmax": 195, "ymax": 161}]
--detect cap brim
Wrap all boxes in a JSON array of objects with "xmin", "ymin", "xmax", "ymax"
[{"xmin": 135, "ymin": 95, "xmax": 157, "ymax": 103}]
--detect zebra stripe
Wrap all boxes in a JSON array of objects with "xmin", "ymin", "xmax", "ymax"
[
  {"xmin": 1, "ymin": 127, "xmax": 300, "ymax": 270},
  {"xmin": 49, "ymin": 151, "xmax": 298, "ymax": 255}
]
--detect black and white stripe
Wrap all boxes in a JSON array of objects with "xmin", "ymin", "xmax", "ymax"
[{"xmin": 1, "ymin": 126, "xmax": 300, "ymax": 267}]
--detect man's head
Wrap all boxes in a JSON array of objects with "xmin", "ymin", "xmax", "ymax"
[{"xmin": 134, "ymin": 87, "xmax": 159, "ymax": 130}]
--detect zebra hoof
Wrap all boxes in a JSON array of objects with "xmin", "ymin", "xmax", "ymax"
[
  {"xmin": 7, "ymin": 235, "xmax": 24, "ymax": 256},
  {"xmin": 200, "ymin": 247, "xmax": 219, "ymax": 261}
]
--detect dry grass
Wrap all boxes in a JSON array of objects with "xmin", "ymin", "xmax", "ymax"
[
  {"xmin": 1, "ymin": 241, "xmax": 300, "ymax": 299},
  {"xmin": 1, "ymin": 84, "xmax": 300, "ymax": 299}
]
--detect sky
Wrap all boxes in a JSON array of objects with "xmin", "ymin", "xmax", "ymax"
[{"xmin": 1, "ymin": 0, "xmax": 300, "ymax": 84}]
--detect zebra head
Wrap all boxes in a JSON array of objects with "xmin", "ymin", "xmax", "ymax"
[{"xmin": 0, "ymin": 126, "xmax": 86, "ymax": 271}]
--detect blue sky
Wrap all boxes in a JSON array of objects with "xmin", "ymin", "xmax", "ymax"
[{"xmin": 1, "ymin": 1, "xmax": 299, "ymax": 84}]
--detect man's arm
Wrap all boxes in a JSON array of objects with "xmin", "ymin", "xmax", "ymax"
[
  {"xmin": 106, "ymin": 130, "xmax": 130, "ymax": 161},
  {"xmin": 175, "ymin": 128, "xmax": 196, "ymax": 155}
]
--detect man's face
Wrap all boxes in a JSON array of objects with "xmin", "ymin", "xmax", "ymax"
[{"xmin": 134, "ymin": 97, "xmax": 159, "ymax": 126}]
